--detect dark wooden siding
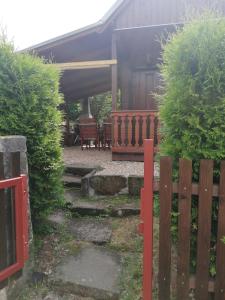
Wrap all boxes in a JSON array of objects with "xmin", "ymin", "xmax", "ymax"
[
  {"xmin": 116, "ymin": 0, "xmax": 225, "ymax": 111},
  {"xmin": 120, "ymin": 68, "xmax": 160, "ymax": 110},
  {"xmin": 116, "ymin": 0, "xmax": 225, "ymax": 29}
]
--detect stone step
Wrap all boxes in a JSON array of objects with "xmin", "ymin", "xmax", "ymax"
[
  {"xmin": 64, "ymin": 188, "xmax": 140, "ymax": 218},
  {"xmin": 50, "ymin": 246, "xmax": 121, "ymax": 300},
  {"xmin": 63, "ymin": 175, "xmax": 82, "ymax": 188},
  {"xmin": 69, "ymin": 218, "xmax": 112, "ymax": 245},
  {"xmin": 65, "ymin": 163, "xmax": 99, "ymax": 177},
  {"xmin": 70, "ymin": 201, "xmax": 140, "ymax": 218}
]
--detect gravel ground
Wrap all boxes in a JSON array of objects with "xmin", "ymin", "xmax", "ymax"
[{"xmin": 63, "ymin": 146, "xmax": 144, "ymax": 177}]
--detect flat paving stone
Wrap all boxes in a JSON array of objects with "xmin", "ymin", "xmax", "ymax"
[
  {"xmin": 52, "ymin": 246, "xmax": 121, "ymax": 300},
  {"xmin": 69, "ymin": 219, "xmax": 112, "ymax": 244}
]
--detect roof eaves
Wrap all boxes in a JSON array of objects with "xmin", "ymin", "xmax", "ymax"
[
  {"xmin": 100, "ymin": 0, "xmax": 127, "ymax": 23},
  {"xmin": 21, "ymin": 21, "xmax": 103, "ymax": 53},
  {"xmin": 21, "ymin": 0, "xmax": 128, "ymax": 53}
]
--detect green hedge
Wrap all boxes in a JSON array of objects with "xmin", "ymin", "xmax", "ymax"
[
  {"xmin": 0, "ymin": 37, "xmax": 64, "ymax": 227},
  {"xmin": 159, "ymin": 12, "xmax": 225, "ymax": 276}
]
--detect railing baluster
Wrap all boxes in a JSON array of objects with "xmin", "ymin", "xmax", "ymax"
[
  {"xmin": 150, "ymin": 114, "xmax": 155, "ymax": 140},
  {"xmin": 121, "ymin": 115, "xmax": 126, "ymax": 146},
  {"xmin": 135, "ymin": 115, "xmax": 140, "ymax": 147},
  {"xmin": 127, "ymin": 114, "xmax": 133, "ymax": 147},
  {"xmin": 112, "ymin": 111, "xmax": 159, "ymax": 154},
  {"xmin": 113, "ymin": 115, "xmax": 119, "ymax": 147},
  {"xmin": 142, "ymin": 115, "xmax": 147, "ymax": 142}
]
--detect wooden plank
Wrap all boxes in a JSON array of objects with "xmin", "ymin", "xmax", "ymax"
[
  {"xmin": 112, "ymin": 146, "xmax": 144, "ymax": 153},
  {"xmin": 10, "ymin": 152, "xmax": 22, "ymax": 281},
  {"xmin": 153, "ymin": 181, "xmax": 220, "ymax": 198},
  {"xmin": 0, "ymin": 152, "xmax": 9, "ymax": 289},
  {"xmin": 143, "ymin": 140, "xmax": 154, "ymax": 300},
  {"xmin": 215, "ymin": 161, "xmax": 225, "ymax": 300},
  {"xmin": 112, "ymin": 152, "xmax": 144, "ymax": 162},
  {"xmin": 158, "ymin": 157, "xmax": 173, "ymax": 300},
  {"xmin": 54, "ymin": 59, "xmax": 117, "ymax": 70},
  {"xmin": 189, "ymin": 276, "xmax": 215, "ymax": 293},
  {"xmin": 195, "ymin": 160, "xmax": 214, "ymax": 300},
  {"xmin": 112, "ymin": 110, "xmax": 158, "ymax": 114},
  {"xmin": 6, "ymin": 153, "xmax": 20, "ymax": 267},
  {"xmin": 177, "ymin": 159, "xmax": 192, "ymax": 300}
]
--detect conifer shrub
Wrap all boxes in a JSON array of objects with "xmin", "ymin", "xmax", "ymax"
[
  {"xmin": 159, "ymin": 12, "xmax": 225, "ymax": 276},
  {"xmin": 0, "ymin": 36, "xmax": 64, "ymax": 228}
]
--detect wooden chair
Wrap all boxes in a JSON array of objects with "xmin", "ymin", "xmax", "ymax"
[
  {"xmin": 79, "ymin": 118, "xmax": 99, "ymax": 150},
  {"xmin": 102, "ymin": 117, "xmax": 112, "ymax": 150}
]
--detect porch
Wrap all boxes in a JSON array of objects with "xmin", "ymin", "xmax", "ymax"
[
  {"xmin": 33, "ymin": 23, "xmax": 170, "ymax": 161},
  {"xmin": 111, "ymin": 110, "xmax": 159, "ymax": 161}
]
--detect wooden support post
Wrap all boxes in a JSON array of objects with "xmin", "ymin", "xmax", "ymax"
[
  {"xmin": 143, "ymin": 139, "xmax": 154, "ymax": 300},
  {"xmin": 112, "ymin": 32, "xmax": 118, "ymax": 112}
]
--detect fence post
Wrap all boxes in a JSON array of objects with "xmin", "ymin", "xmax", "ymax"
[{"xmin": 143, "ymin": 139, "xmax": 154, "ymax": 300}]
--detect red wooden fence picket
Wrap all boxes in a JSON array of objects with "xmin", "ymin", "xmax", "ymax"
[{"xmin": 141, "ymin": 139, "xmax": 225, "ymax": 300}]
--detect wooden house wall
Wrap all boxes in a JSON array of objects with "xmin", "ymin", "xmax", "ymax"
[
  {"xmin": 115, "ymin": 0, "xmax": 225, "ymax": 29},
  {"xmin": 119, "ymin": 67, "xmax": 160, "ymax": 110},
  {"xmin": 116, "ymin": 0, "xmax": 225, "ymax": 110}
]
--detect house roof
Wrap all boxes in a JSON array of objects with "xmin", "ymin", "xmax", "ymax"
[
  {"xmin": 21, "ymin": 0, "xmax": 134, "ymax": 102},
  {"xmin": 23, "ymin": 0, "xmax": 129, "ymax": 53},
  {"xmin": 23, "ymin": 0, "xmax": 179, "ymax": 102}
]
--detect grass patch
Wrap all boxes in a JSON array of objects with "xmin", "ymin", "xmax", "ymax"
[
  {"xmin": 17, "ymin": 283, "xmax": 49, "ymax": 300},
  {"xmin": 120, "ymin": 251, "xmax": 143, "ymax": 300},
  {"xmin": 110, "ymin": 216, "xmax": 143, "ymax": 300},
  {"xmin": 74, "ymin": 193, "xmax": 140, "ymax": 206}
]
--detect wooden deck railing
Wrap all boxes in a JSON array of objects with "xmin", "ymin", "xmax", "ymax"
[{"xmin": 112, "ymin": 110, "xmax": 159, "ymax": 155}]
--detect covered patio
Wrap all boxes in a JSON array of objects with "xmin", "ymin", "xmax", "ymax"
[{"xmin": 25, "ymin": 0, "xmax": 183, "ymax": 161}]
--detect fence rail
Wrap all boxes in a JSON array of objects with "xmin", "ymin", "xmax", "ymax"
[{"xmin": 140, "ymin": 139, "xmax": 225, "ymax": 300}]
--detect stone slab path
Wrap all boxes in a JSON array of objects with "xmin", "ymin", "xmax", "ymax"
[
  {"xmin": 69, "ymin": 219, "xmax": 112, "ymax": 244},
  {"xmin": 52, "ymin": 246, "xmax": 121, "ymax": 300}
]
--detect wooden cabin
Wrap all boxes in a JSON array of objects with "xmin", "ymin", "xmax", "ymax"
[{"xmin": 26, "ymin": 0, "xmax": 225, "ymax": 161}]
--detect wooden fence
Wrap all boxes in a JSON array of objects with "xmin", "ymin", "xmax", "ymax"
[
  {"xmin": 0, "ymin": 153, "xmax": 28, "ymax": 288},
  {"xmin": 140, "ymin": 139, "xmax": 225, "ymax": 300}
]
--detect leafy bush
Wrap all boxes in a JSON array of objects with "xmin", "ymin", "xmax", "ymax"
[
  {"xmin": 159, "ymin": 12, "xmax": 225, "ymax": 275},
  {"xmin": 90, "ymin": 92, "xmax": 112, "ymax": 124},
  {"xmin": 66, "ymin": 102, "xmax": 81, "ymax": 121},
  {"xmin": 0, "ymin": 36, "xmax": 64, "ymax": 227},
  {"xmin": 160, "ymin": 12, "xmax": 225, "ymax": 168}
]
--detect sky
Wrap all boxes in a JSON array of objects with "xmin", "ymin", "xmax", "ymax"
[{"xmin": 0, "ymin": 0, "xmax": 117, "ymax": 50}]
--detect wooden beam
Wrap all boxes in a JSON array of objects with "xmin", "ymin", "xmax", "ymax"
[
  {"xmin": 54, "ymin": 59, "xmax": 117, "ymax": 71},
  {"xmin": 111, "ymin": 33, "xmax": 118, "ymax": 111}
]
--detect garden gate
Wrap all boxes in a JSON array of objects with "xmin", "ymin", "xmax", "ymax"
[
  {"xmin": 0, "ymin": 152, "xmax": 29, "ymax": 288},
  {"xmin": 140, "ymin": 139, "xmax": 225, "ymax": 300}
]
